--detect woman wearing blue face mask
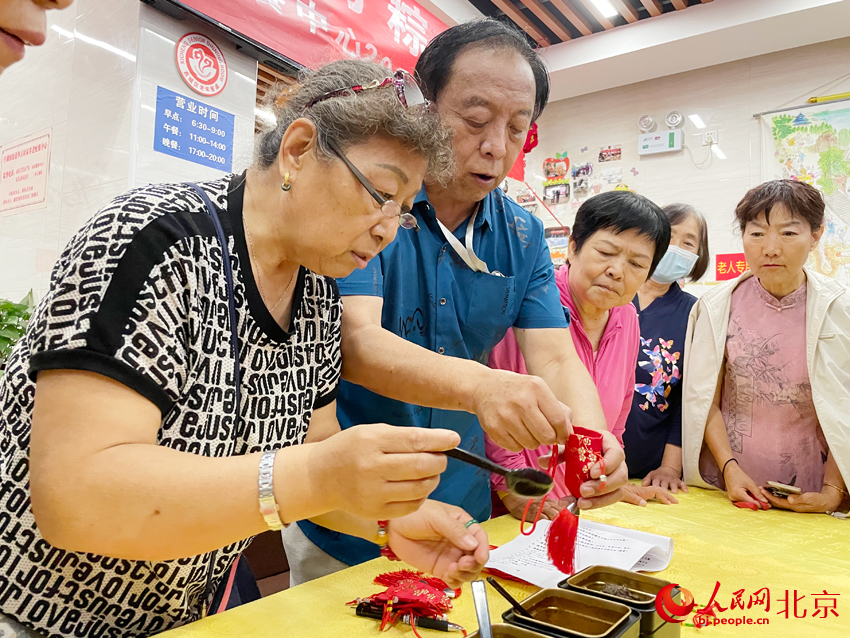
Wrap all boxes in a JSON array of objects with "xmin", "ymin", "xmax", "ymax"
[{"xmin": 621, "ymin": 204, "xmax": 709, "ymax": 504}]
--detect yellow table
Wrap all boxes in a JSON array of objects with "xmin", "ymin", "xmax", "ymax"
[{"xmin": 162, "ymin": 487, "xmax": 849, "ymax": 637}]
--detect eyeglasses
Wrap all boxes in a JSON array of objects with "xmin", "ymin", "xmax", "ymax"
[
  {"xmin": 326, "ymin": 137, "xmax": 419, "ymax": 231},
  {"xmin": 303, "ymin": 69, "xmax": 427, "ymax": 110}
]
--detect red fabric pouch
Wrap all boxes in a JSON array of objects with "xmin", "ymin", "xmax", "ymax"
[{"xmin": 562, "ymin": 426, "xmax": 604, "ymax": 496}]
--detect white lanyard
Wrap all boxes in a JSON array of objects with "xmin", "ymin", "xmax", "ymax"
[{"xmin": 437, "ymin": 207, "xmax": 490, "ymax": 274}]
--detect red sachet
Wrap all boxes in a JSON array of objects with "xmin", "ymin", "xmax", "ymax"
[
  {"xmin": 562, "ymin": 426, "xmax": 604, "ymax": 497},
  {"xmin": 547, "ymin": 427, "xmax": 604, "ymax": 575}
]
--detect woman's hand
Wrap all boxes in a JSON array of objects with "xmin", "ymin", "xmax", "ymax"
[
  {"xmin": 642, "ymin": 466, "xmax": 689, "ymax": 494},
  {"xmin": 387, "ymin": 501, "xmax": 490, "ymax": 588},
  {"xmin": 621, "ymin": 484, "xmax": 679, "ymax": 507},
  {"xmin": 723, "ymin": 463, "xmax": 770, "ymax": 507},
  {"xmin": 537, "ymin": 431, "xmax": 626, "ymax": 510},
  {"xmin": 761, "ymin": 488, "xmax": 844, "ymax": 513},
  {"xmin": 501, "ymin": 492, "xmax": 575, "ymax": 521},
  {"xmin": 312, "ymin": 424, "xmax": 460, "ymax": 520},
  {"xmin": 580, "ymin": 430, "xmax": 627, "ymax": 509}
]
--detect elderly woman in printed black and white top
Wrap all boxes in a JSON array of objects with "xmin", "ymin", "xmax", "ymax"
[{"xmin": 0, "ymin": 60, "xmax": 490, "ymax": 638}]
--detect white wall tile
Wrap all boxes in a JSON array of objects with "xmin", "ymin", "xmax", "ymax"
[{"xmin": 0, "ymin": 0, "xmax": 258, "ymax": 302}]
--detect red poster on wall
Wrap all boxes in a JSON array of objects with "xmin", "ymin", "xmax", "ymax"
[
  {"xmin": 179, "ymin": 0, "xmax": 447, "ymax": 71},
  {"xmin": 715, "ymin": 253, "xmax": 749, "ymax": 281}
]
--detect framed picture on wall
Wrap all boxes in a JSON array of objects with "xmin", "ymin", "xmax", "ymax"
[
  {"xmin": 515, "ymin": 188, "xmax": 536, "ymax": 204},
  {"xmin": 543, "ymin": 183, "xmax": 570, "ymax": 204},
  {"xmin": 571, "ymin": 162, "xmax": 593, "ymax": 197}
]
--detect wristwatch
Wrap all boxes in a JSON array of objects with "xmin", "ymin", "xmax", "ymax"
[{"xmin": 259, "ymin": 450, "xmax": 285, "ymax": 531}]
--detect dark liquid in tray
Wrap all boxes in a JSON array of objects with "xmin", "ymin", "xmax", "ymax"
[{"xmin": 528, "ymin": 597, "xmax": 625, "ymax": 635}]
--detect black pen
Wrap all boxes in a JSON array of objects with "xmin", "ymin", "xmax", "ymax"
[{"xmin": 355, "ymin": 603, "xmax": 464, "ymax": 632}]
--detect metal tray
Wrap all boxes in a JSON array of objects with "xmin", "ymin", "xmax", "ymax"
[
  {"xmin": 501, "ymin": 587, "xmax": 639, "ymax": 638},
  {"xmin": 564, "ymin": 566, "xmax": 673, "ymax": 607},
  {"xmin": 562, "ymin": 566, "xmax": 680, "ymax": 638},
  {"xmin": 467, "ymin": 623, "xmax": 552, "ymax": 637}
]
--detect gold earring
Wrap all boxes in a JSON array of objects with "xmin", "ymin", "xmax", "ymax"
[{"xmin": 281, "ymin": 172, "xmax": 292, "ymax": 191}]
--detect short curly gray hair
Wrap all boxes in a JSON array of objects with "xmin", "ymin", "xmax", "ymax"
[{"xmin": 255, "ymin": 60, "xmax": 453, "ymax": 184}]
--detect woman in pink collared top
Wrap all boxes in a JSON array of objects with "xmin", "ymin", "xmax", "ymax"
[{"xmin": 487, "ymin": 191, "xmax": 673, "ymax": 521}]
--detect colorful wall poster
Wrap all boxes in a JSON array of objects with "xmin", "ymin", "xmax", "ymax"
[
  {"xmin": 515, "ymin": 188, "xmax": 536, "ymax": 205},
  {"xmin": 762, "ymin": 103, "xmax": 850, "ymax": 283},
  {"xmin": 598, "ymin": 145, "xmax": 622, "ymax": 162},
  {"xmin": 543, "ymin": 182, "xmax": 570, "ymax": 204},
  {"xmin": 572, "ymin": 162, "xmax": 593, "ymax": 198},
  {"xmin": 542, "ymin": 153, "xmax": 569, "ymax": 186},
  {"xmin": 545, "ymin": 228, "xmax": 570, "ymax": 265}
]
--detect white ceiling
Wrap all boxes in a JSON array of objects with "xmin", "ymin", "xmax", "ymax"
[{"xmin": 417, "ymin": 0, "xmax": 850, "ymax": 102}]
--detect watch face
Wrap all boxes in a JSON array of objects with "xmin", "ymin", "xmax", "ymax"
[
  {"xmin": 638, "ymin": 114, "xmax": 655, "ymax": 132},
  {"xmin": 665, "ymin": 110, "xmax": 684, "ymax": 128}
]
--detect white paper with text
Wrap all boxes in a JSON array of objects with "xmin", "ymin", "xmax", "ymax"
[{"xmin": 486, "ymin": 519, "xmax": 673, "ymax": 589}]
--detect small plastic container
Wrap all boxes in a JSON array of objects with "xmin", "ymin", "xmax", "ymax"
[
  {"xmin": 501, "ymin": 587, "xmax": 640, "ymax": 638},
  {"xmin": 562, "ymin": 566, "xmax": 681, "ymax": 638}
]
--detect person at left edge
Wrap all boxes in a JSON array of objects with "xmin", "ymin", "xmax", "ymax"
[
  {"xmin": 0, "ymin": 61, "xmax": 489, "ymax": 638},
  {"xmin": 0, "ymin": 0, "xmax": 74, "ymax": 75},
  {"xmin": 289, "ymin": 20, "xmax": 626, "ymax": 586}
]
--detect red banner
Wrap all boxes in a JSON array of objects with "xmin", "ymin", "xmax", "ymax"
[
  {"xmin": 180, "ymin": 0, "xmax": 447, "ymax": 72},
  {"xmin": 715, "ymin": 253, "xmax": 749, "ymax": 281}
]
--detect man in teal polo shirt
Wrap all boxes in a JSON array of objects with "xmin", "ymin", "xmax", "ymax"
[{"xmin": 286, "ymin": 20, "xmax": 627, "ymax": 584}]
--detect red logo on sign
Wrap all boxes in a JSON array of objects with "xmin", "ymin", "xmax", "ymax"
[
  {"xmin": 655, "ymin": 583, "xmax": 696, "ymax": 624},
  {"xmin": 176, "ymin": 33, "xmax": 227, "ymax": 96}
]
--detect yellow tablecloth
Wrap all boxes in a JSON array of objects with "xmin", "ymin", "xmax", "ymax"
[{"xmin": 161, "ymin": 487, "xmax": 849, "ymax": 637}]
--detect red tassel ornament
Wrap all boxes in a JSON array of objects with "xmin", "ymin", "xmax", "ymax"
[
  {"xmin": 546, "ymin": 426, "xmax": 604, "ymax": 574},
  {"xmin": 546, "ymin": 506, "xmax": 580, "ymax": 574},
  {"xmin": 348, "ymin": 570, "xmax": 464, "ymax": 636},
  {"xmin": 519, "ymin": 427, "xmax": 605, "ymax": 575}
]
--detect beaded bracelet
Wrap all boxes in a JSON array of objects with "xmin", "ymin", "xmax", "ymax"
[{"xmin": 376, "ymin": 520, "xmax": 400, "ymax": 561}]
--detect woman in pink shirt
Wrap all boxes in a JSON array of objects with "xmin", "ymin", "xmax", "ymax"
[{"xmin": 487, "ymin": 191, "xmax": 672, "ymax": 520}]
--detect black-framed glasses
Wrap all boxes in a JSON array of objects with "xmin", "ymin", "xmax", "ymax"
[
  {"xmin": 326, "ymin": 137, "xmax": 419, "ymax": 231},
  {"xmin": 302, "ymin": 69, "xmax": 427, "ymax": 110}
]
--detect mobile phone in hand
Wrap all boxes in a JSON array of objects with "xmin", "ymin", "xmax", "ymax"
[{"xmin": 764, "ymin": 481, "xmax": 802, "ymax": 498}]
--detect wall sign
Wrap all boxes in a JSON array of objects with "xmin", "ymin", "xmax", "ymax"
[
  {"xmin": 0, "ymin": 129, "xmax": 51, "ymax": 216},
  {"xmin": 154, "ymin": 86, "xmax": 235, "ymax": 172},
  {"xmin": 176, "ymin": 33, "xmax": 228, "ymax": 96},
  {"xmin": 716, "ymin": 253, "xmax": 749, "ymax": 281},
  {"xmin": 637, "ymin": 129, "xmax": 683, "ymax": 156},
  {"xmin": 179, "ymin": 0, "xmax": 447, "ymax": 71}
]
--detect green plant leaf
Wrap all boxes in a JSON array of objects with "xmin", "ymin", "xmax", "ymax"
[
  {"xmin": 19, "ymin": 290, "xmax": 34, "ymax": 311},
  {"xmin": 0, "ymin": 290, "xmax": 35, "ymax": 369}
]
